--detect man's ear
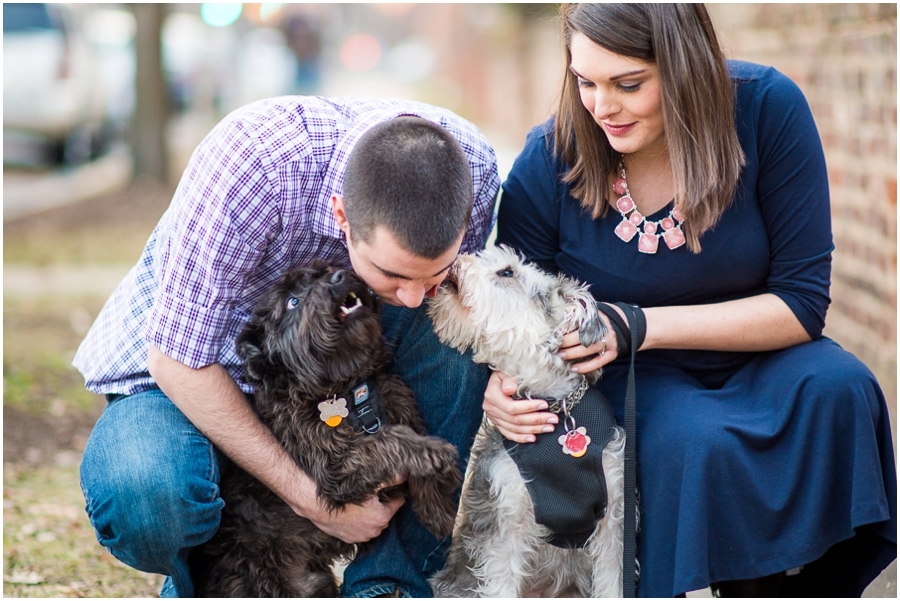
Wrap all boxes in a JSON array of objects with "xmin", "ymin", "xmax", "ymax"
[{"xmin": 331, "ymin": 194, "xmax": 350, "ymax": 237}]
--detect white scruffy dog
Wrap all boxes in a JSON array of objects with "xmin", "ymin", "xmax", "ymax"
[{"xmin": 427, "ymin": 244, "xmax": 629, "ymax": 598}]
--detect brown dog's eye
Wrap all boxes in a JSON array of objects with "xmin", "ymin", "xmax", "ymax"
[
  {"xmin": 496, "ymin": 268, "xmax": 514, "ymax": 278},
  {"xmin": 286, "ymin": 297, "xmax": 299, "ymax": 310}
]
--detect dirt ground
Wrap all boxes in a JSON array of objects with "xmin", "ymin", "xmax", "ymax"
[{"xmin": 3, "ymin": 404, "xmax": 101, "ymax": 467}]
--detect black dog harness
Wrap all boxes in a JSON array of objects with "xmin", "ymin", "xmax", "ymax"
[
  {"xmin": 502, "ymin": 380, "xmax": 619, "ymax": 548},
  {"xmin": 318, "ymin": 379, "xmax": 389, "ymax": 434}
]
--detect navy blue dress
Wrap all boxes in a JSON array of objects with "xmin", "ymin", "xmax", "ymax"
[{"xmin": 496, "ymin": 61, "xmax": 897, "ymax": 597}]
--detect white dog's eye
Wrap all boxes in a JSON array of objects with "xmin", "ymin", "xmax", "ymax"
[
  {"xmin": 496, "ymin": 268, "xmax": 514, "ymax": 278},
  {"xmin": 286, "ymin": 297, "xmax": 299, "ymax": 310}
]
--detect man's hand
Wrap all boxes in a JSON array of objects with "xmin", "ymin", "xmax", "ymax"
[{"xmin": 309, "ymin": 495, "xmax": 405, "ymax": 543}]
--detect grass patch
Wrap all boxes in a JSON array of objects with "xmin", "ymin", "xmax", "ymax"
[
  {"xmin": 3, "ymin": 186, "xmax": 171, "ymax": 596},
  {"xmin": 3, "ymin": 463, "xmax": 164, "ymax": 597},
  {"xmin": 3, "ymin": 296, "xmax": 106, "ymax": 415}
]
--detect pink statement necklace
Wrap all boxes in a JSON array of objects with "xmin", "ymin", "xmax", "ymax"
[{"xmin": 613, "ymin": 161, "xmax": 686, "ymax": 254}]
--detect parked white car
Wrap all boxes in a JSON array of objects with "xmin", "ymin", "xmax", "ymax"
[{"xmin": 3, "ymin": 3, "xmax": 110, "ymax": 165}]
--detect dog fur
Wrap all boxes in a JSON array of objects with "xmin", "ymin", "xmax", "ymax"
[
  {"xmin": 190, "ymin": 261, "xmax": 462, "ymax": 597},
  {"xmin": 427, "ymin": 245, "xmax": 629, "ymax": 597}
]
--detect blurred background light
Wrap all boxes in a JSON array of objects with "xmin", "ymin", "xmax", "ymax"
[
  {"xmin": 201, "ymin": 3, "xmax": 243, "ymax": 28},
  {"xmin": 83, "ymin": 8, "xmax": 135, "ymax": 46},
  {"xmin": 339, "ymin": 34, "xmax": 381, "ymax": 72},
  {"xmin": 387, "ymin": 39, "xmax": 435, "ymax": 84},
  {"xmin": 234, "ymin": 27, "xmax": 296, "ymax": 107},
  {"xmin": 373, "ymin": 4, "xmax": 415, "ymax": 17},
  {"xmin": 259, "ymin": 3, "xmax": 285, "ymax": 24}
]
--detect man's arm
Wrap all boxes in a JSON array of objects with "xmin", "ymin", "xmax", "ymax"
[{"xmin": 146, "ymin": 345, "xmax": 403, "ymax": 543}]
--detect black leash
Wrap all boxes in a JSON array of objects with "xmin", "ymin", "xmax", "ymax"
[{"xmin": 596, "ymin": 302, "xmax": 645, "ymax": 598}]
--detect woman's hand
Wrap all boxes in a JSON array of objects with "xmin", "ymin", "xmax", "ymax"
[
  {"xmin": 483, "ymin": 312, "xmax": 623, "ymax": 444},
  {"xmin": 483, "ymin": 371, "xmax": 558, "ymax": 444}
]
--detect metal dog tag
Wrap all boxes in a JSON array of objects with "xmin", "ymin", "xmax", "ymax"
[{"xmin": 318, "ymin": 397, "xmax": 349, "ymax": 427}]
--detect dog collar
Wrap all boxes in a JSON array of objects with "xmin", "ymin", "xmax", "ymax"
[
  {"xmin": 513, "ymin": 376, "xmax": 590, "ymax": 415},
  {"xmin": 318, "ymin": 379, "xmax": 387, "ymax": 434}
]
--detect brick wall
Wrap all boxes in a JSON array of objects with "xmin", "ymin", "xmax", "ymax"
[{"xmin": 708, "ymin": 3, "xmax": 897, "ymax": 424}]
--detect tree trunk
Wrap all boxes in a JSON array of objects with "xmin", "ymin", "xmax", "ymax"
[{"xmin": 131, "ymin": 3, "xmax": 169, "ymax": 182}]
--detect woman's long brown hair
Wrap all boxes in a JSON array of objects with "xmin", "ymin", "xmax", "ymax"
[{"xmin": 554, "ymin": 3, "xmax": 746, "ymax": 252}]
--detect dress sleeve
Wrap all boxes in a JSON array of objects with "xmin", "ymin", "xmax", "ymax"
[
  {"xmin": 145, "ymin": 115, "xmax": 282, "ymax": 368},
  {"xmin": 751, "ymin": 68, "xmax": 833, "ymax": 339},
  {"xmin": 496, "ymin": 123, "xmax": 563, "ymax": 273}
]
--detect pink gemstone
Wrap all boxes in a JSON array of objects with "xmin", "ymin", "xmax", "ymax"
[
  {"xmin": 629, "ymin": 211, "xmax": 643, "ymax": 226},
  {"xmin": 643, "ymin": 221, "xmax": 658, "ymax": 234},
  {"xmin": 565, "ymin": 431, "xmax": 587, "ymax": 453},
  {"xmin": 663, "ymin": 226, "xmax": 686, "ymax": 249},
  {"xmin": 661, "ymin": 217, "xmax": 675, "ymax": 230},
  {"xmin": 638, "ymin": 233, "xmax": 659, "ymax": 254},
  {"xmin": 616, "ymin": 195, "xmax": 635, "ymax": 213},
  {"xmin": 672, "ymin": 206, "xmax": 685, "ymax": 221},
  {"xmin": 615, "ymin": 219, "xmax": 638, "ymax": 242},
  {"xmin": 613, "ymin": 178, "xmax": 628, "ymax": 196}
]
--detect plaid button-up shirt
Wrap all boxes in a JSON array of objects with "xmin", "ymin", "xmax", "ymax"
[{"xmin": 73, "ymin": 96, "xmax": 500, "ymax": 395}]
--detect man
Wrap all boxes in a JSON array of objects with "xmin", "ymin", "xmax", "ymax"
[{"xmin": 74, "ymin": 96, "xmax": 499, "ymax": 597}]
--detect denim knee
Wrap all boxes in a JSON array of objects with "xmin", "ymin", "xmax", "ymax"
[{"xmin": 79, "ymin": 390, "xmax": 224, "ymax": 575}]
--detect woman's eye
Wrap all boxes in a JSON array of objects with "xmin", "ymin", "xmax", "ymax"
[
  {"xmin": 496, "ymin": 268, "xmax": 514, "ymax": 278},
  {"xmin": 577, "ymin": 78, "xmax": 594, "ymax": 88},
  {"xmin": 286, "ymin": 297, "xmax": 299, "ymax": 310},
  {"xmin": 618, "ymin": 82, "xmax": 641, "ymax": 93}
]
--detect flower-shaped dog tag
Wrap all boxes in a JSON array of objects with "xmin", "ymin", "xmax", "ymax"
[
  {"xmin": 559, "ymin": 427, "xmax": 591, "ymax": 458},
  {"xmin": 318, "ymin": 397, "xmax": 349, "ymax": 427}
]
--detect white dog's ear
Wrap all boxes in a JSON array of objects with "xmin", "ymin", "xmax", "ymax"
[
  {"xmin": 555, "ymin": 276, "xmax": 606, "ymax": 348},
  {"xmin": 577, "ymin": 304, "xmax": 605, "ymax": 348}
]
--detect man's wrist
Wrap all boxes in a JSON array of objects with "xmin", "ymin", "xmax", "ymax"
[{"xmin": 274, "ymin": 464, "xmax": 321, "ymax": 520}]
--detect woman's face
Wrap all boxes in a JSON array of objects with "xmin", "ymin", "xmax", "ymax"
[{"xmin": 569, "ymin": 32, "xmax": 666, "ymax": 159}]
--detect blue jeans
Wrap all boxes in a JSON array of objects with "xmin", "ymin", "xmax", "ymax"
[{"xmin": 79, "ymin": 302, "xmax": 489, "ymax": 597}]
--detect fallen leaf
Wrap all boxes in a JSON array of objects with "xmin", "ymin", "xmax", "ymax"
[
  {"xmin": 37, "ymin": 531, "xmax": 57, "ymax": 543},
  {"xmin": 5, "ymin": 568, "xmax": 45, "ymax": 584},
  {"xmin": 19, "ymin": 522, "xmax": 37, "ymax": 537}
]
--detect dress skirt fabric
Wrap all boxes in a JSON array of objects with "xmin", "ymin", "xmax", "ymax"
[{"xmin": 595, "ymin": 337, "xmax": 897, "ymax": 597}]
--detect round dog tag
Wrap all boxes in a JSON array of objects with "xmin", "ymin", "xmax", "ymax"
[{"xmin": 558, "ymin": 427, "xmax": 591, "ymax": 458}]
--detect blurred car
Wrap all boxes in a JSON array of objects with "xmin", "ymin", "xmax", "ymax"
[{"xmin": 3, "ymin": 3, "xmax": 111, "ymax": 166}]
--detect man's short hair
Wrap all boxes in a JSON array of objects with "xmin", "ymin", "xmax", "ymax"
[{"xmin": 343, "ymin": 116, "xmax": 473, "ymax": 259}]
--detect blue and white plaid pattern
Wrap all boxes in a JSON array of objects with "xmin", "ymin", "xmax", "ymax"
[{"xmin": 73, "ymin": 96, "xmax": 500, "ymax": 395}]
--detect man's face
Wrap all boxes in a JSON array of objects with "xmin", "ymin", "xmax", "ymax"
[{"xmin": 332, "ymin": 195, "xmax": 462, "ymax": 308}]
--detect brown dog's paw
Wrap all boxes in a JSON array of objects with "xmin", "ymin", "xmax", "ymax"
[
  {"xmin": 409, "ymin": 474, "xmax": 460, "ymax": 538},
  {"xmin": 415, "ymin": 438, "xmax": 460, "ymax": 477}
]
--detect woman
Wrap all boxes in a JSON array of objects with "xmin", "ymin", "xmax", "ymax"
[{"xmin": 488, "ymin": 4, "xmax": 896, "ymax": 597}]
